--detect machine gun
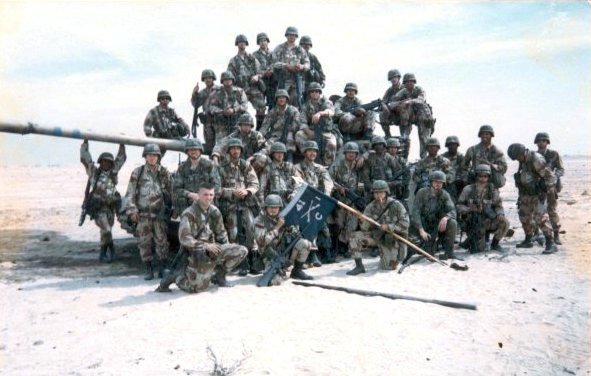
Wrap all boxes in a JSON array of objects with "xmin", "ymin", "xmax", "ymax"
[
  {"xmin": 345, "ymin": 98, "xmax": 383, "ymax": 114},
  {"xmin": 257, "ymin": 235, "xmax": 301, "ymax": 287}
]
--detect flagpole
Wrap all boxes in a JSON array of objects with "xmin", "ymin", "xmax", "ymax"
[{"xmin": 335, "ymin": 201, "xmax": 448, "ymax": 266}]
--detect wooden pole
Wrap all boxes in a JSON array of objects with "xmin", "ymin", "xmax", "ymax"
[
  {"xmin": 336, "ymin": 200, "xmax": 447, "ymax": 266},
  {"xmin": 293, "ymin": 281, "xmax": 477, "ymax": 311}
]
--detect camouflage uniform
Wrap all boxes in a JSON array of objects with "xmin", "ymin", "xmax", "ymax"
[
  {"xmin": 211, "ymin": 128, "xmax": 268, "ymax": 161},
  {"xmin": 144, "ymin": 105, "xmax": 189, "ymax": 139},
  {"xmin": 391, "ymin": 85, "xmax": 433, "ymax": 157},
  {"xmin": 208, "ymin": 85, "xmax": 248, "ymax": 143},
  {"xmin": 411, "ymin": 186, "xmax": 458, "ymax": 255},
  {"xmin": 253, "ymin": 40, "xmax": 276, "ymax": 111},
  {"xmin": 271, "ymin": 42, "xmax": 310, "ymax": 107},
  {"xmin": 538, "ymin": 148, "xmax": 564, "ymax": 235},
  {"xmin": 463, "ymin": 143, "xmax": 508, "ymax": 188},
  {"xmin": 227, "ymin": 53, "xmax": 266, "ymax": 116},
  {"xmin": 349, "ymin": 197, "xmax": 409, "ymax": 268},
  {"xmin": 260, "ymin": 104, "xmax": 301, "ymax": 153},
  {"xmin": 254, "ymin": 213, "xmax": 311, "ymax": 285},
  {"xmin": 218, "ymin": 158, "xmax": 260, "ymax": 250},
  {"xmin": 80, "ymin": 142, "xmax": 126, "ymax": 249},
  {"xmin": 456, "ymin": 182, "xmax": 510, "ymax": 252},
  {"xmin": 380, "ymin": 82, "xmax": 404, "ymax": 137},
  {"xmin": 329, "ymin": 156, "xmax": 364, "ymax": 245},
  {"xmin": 442, "ymin": 150, "xmax": 465, "ymax": 203},
  {"xmin": 413, "ymin": 155, "xmax": 453, "ymax": 190},
  {"xmin": 191, "ymin": 83, "xmax": 219, "ymax": 154},
  {"xmin": 296, "ymin": 96, "xmax": 338, "ymax": 166},
  {"xmin": 515, "ymin": 150, "xmax": 556, "ymax": 239},
  {"xmin": 175, "ymin": 203, "xmax": 247, "ymax": 293},
  {"xmin": 125, "ymin": 163, "xmax": 172, "ymax": 263},
  {"xmin": 361, "ymin": 150, "xmax": 403, "ymax": 200},
  {"xmin": 173, "ymin": 157, "xmax": 220, "ymax": 214},
  {"xmin": 304, "ymin": 51, "xmax": 325, "ymax": 91},
  {"xmin": 334, "ymin": 96, "xmax": 374, "ymax": 141},
  {"xmin": 258, "ymin": 159, "xmax": 297, "ymax": 203}
]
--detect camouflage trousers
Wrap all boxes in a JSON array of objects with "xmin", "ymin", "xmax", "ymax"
[
  {"xmin": 422, "ymin": 218, "xmax": 458, "ymax": 255},
  {"xmin": 334, "ymin": 206, "xmax": 359, "ymax": 244},
  {"xmin": 94, "ymin": 209, "xmax": 115, "ymax": 246},
  {"xmin": 339, "ymin": 113, "xmax": 373, "ymax": 138},
  {"xmin": 245, "ymin": 87, "xmax": 267, "ymax": 115},
  {"xmin": 518, "ymin": 195, "xmax": 553, "ymax": 237},
  {"xmin": 213, "ymin": 122, "xmax": 238, "ymax": 144},
  {"xmin": 262, "ymin": 238, "xmax": 311, "ymax": 286},
  {"xmin": 396, "ymin": 103, "xmax": 432, "ymax": 158},
  {"xmin": 379, "ymin": 111, "xmax": 401, "ymax": 138},
  {"xmin": 349, "ymin": 231, "xmax": 407, "ymax": 270},
  {"xmin": 464, "ymin": 215, "xmax": 510, "ymax": 252},
  {"xmin": 175, "ymin": 244, "xmax": 247, "ymax": 293},
  {"xmin": 295, "ymin": 130, "xmax": 337, "ymax": 166},
  {"xmin": 221, "ymin": 204, "xmax": 257, "ymax": 251},
  {"xmin": 546, "ymin": 189, "xmax": 561, "ymax": 231},
  {"xmin": 136, "ymin": 215, "xmax": 170, "ymax": 262}
]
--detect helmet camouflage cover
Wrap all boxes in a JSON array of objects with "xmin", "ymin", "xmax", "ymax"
[
  {"xmin": 143, "ymin": 143, "xmax": 162, "ymax": 157},
  {"xmin": 429, "ymin": 170, "xmax": 446, "ymax": 182},
  {"xmin": 372, "ymin": 180, "xmax": 389, "ymax": 193},
  {"xmin": 264, "ymin": 194, "xmax": 284, "ymax": 208}
]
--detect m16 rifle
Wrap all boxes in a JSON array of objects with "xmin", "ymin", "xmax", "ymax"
[
  {"xmin": 333, "ymin": 182, "xmax": 368, "ymax": 211},
  {"xmin": 345, "ymin": 99, "xmax": 383, "ymax": 114},
  {"xmin": 257, "ymin": 235, "xmax": 301, "ymax": 287}
]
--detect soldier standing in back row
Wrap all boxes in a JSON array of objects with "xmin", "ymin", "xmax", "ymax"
[
  {"xmin": 347, "ymin": 180, "xmax": 409, "ymax": 275},
  {"xmin": 253, "ymin": 32, "xmax": 276, "ymax": 113},
  {"xmin": 534, "ymin": 132, "xmax": 564, "ymax": 245},
  {"xmin": 80, "ymin": 140, "xmax": 126, "ymax": 262},
  {"xmin": 299, "ymin": 36, "xmax": 326, "ymax": 94},
  {"xmin": 125, "ymin": 144, "xmax": 172, "ymax": 280},
  {"xmin": 191, "ymin": 69, "xmax": 219, "ymax": 155},
  {"xmin": 227, "ymin": 34, "xmax": 266, "ymax": 129},
  {"xmin": 271, "ymin": 26, "xmax": 310, "ymax": 108},
  {"xmin": 156, "ymin": 183, "xmax": 248, "ymax": 293},
  {"xmin": 334, "ymin": 82, "xmax": 375, "ymax": 143},
  {"xmin": 463, "ymin": 125, "xmax": 508, "ymax": 189},
  {"xmin": 144, "ymin": 90, "xmax": 190, "ymax": 139},
  {"xmin": 208, "ymin": 71, "xmax": 248, "ymax": 144},
  {"xmin": 380, "ymin": 69, "xmax": 403, "ymax": 139},
  {"xmin": 507, "ymin": 143, "xmax": 558, "ymax": 254},
  {"xmin": 173, "ymin": 139, "xmax": 220, "ymax": 215},
  {"xmin": 442, "ymin": 135, "xmax": 465, "ymax": 203}
]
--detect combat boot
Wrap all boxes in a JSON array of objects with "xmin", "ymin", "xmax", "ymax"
[
  {"xmin": 490, "ymin": 238, "xmax": 505, "ymax": 252},
  {"xmin": 143, "ymin": 261, "xmax": 154, "ymax": 281},
  {"xmin": 238, "ymin": 259, "xmax": 249, "ymax": 277},
  {"xmin": 107, "ymin": 241, "xmax": 116, "ymax": 263},
  {"xmin": 290, "ymin": 261, "xmax": 314, "ymax": 280},
  {"xmin": 516, "ymin": 235, "xmax": 534, "ymax": 248},
  {"xmin": 214, "ymin": 266, "xmax": 234, "ymax": 288},
  {"xmin": 553, "ymin": 230, "xmax": 562, "ymax": 245},
  {"xmin": 155, "ymin": 273, "xmax": 175, "ymax": 293},
  {"xmin": 99, "ymin": 245, "xmax": 108, "ymax": 262},
  {"xmin": 440, "ymin": 245, "xmax": 456, "ymax": 260},
  {"xmin": 369, "ymin": 247, "xmax": 380, "ymax": 257},
  {"xmin": 158, "ymin": 259, "xmax": 168, "ymax": 279},
  {"xmin": 346, "ymin": 258, "xmax": 366, "ymax": 276},
  {"xmin": 308, "ymin": 251, "xmax": 322, "ymax": 267},
  {"xmin": 542, "ymin": 236, "xmax": 558, "ymax": 254}
]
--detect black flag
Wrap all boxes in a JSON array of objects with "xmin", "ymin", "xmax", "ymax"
[{"xmin": 280, "ymin": 183, "xmax": 337, "ymax": 241}]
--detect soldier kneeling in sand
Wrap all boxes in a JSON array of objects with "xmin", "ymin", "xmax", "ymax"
[{"xmin": 157, "ymin": 183, "xmax": 248, "ymax": 293}]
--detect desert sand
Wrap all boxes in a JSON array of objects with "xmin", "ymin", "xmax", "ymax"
[{"xmin": 0, "ymin": 157, "xmax": 589, "ymax": 375}]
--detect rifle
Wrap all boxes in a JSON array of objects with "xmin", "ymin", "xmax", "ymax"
[
  {"xmin": 191, "ymin": 105, "xmax": 199, "ymax": 138},
  {"xmin": 257, "ymin": 235, "xmax": 301, "ymax": 287},
  {"xmin": 333, "ymin": 182, "xmax": 367, "ymax": 211},
  {"xmin": 345, "ymin": 99, "xmax": 383, "ymax": 114},
  {"xmin": 295, "ymin": 72, "xmax": 304, "ymax": 109},
  {"xmin": 314, "ymin": 117, "xmax": 325, "ymax": 164},
  {"xmin": 79, "ymin": 169, "xmax": 100, "ymax": 226}
]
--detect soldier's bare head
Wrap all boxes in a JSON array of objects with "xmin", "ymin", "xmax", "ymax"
[{"xmin": 198, "ymin": 184, "xmax": 215, "ymax": 208}]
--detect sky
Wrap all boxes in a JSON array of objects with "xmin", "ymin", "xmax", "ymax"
[{"xmin": 0, "ymin": 0, "xmax": 590, "ymax": 168}]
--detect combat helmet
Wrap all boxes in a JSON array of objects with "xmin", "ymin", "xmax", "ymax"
[
  {"xmin": 402, "ymin": 73, "xmax": 416, "ymax": 83},
  {"xmin": 507, "ymin": 143, "xmax": 526, "ymax": 160},
  {"xmin": 371, "ymin": 180, "xmax": 390, "ymax": 193},
  {"xmin": 303, "ymin": 140, "xmax": 319, "ymax": 152},
  {"xmin": 343, "ymin": 82, "xmax": 358, "ymax": 93},
  {"xmin": 275, "ymin": 89, "xmax": 290, "ymax": 100},
  {"xmin": 307, "ymin": 82, "xmax": 322, "ymax": 93},
  {"xmin": 157, "ymin": 90, "xmax": 171, "ymax": 101},
  {"xmin": 201, "ymin": 69, "xmax": 216, "ymax": 81},
  {"xmin": 184, "ymin": 138, "xmax": 204, "ymax": 152},
  {"xmin": 534, "ymin": 132, "xmax": 550, "ymax": 144},
  {"xmin": 235, "ymin": 34, "xmax": 249, "ymax": 46},
  {"xmin": 371, "ymin": 135, "xmax": 387, "ymax": 147},
  {"xmin": 478, "ymin": 125, "xmax": 495, "ymax": 137},
  {"xmin": 299, "ymin": 35, "xmax": 312, "ymax": 46},
  {"xmin": 226, "ymin": 138, "xmax": 243, "ymax": 150},
  {"xmin": 285, "ymin": 26, "xmax": 299, "ymax": 37},
  {"xmin": 429, "ymin": 170, "xmax": 446, "ymax": 182},
  {"xmin": 97, "ymin": 152, "xmax": 115, "ymax": 164},
  {"xmin": 264, "ymin": 194, "xmax": 284, "ymax": 208},
  {"xmin": 142, "ymin": 143, "xmax": 161, "ymax": 157},
  {"xmin": 426, "ymin": 137, "xmax": 441, "ymax": 148},
  {"xmin": 238, "ymin": 113, "xmax": 254, "ymax": 126},
  {"xmin": 343, "ymin": 141, "xmax": 360, "ymax": 153},
  {"xmin": 256, "ymin": 32, "xmax": 270, "ymax": 44},
  {"xmin": 474, "ymin": 164, "xmax": 491, "ymax": 176},
  {"xmin": 270, "ymin": 142, "xmax": 287, "ymax": 154},
  {"xmin": 387, "ymin": 69, "xmax": 401, "ymax": 81},
  {"xmin": 220, "ymin": 71, "xmax": 235, "ymax": 82},
  {"xmin": 386, "ymin": 138, "xmax": 401, "ymax": 148},
  {"xmin": 445, "ymin": 135, "xmax": 460, "ymax": 147}
]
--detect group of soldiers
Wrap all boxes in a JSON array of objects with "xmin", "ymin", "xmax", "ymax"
[{"xmin": 79, "ymin": 26, "xmax": 565, "ymax": 294}]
